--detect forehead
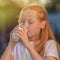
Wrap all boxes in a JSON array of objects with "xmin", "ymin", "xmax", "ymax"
[{"xmin": 21, "ymin": 9, "xmax": 38, "ymax": 20}]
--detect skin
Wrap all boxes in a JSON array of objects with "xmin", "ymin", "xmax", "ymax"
[
  {"xmin": 20, "ymin": 9, "xmax": 41, "ymax": 42},
  {"xmin": 0, "ymin": 9, "xmax": 56, "ymax": 60}
]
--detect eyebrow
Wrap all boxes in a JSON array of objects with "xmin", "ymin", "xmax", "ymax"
[{"xmin": 21, "ymin": 18, "xmax": 33, "ymax": 21}]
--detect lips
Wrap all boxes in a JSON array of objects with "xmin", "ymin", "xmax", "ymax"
[
  {"xmin": 27, "ymin": 31, "xmax": 29, "ymax": 34},
  {"xmin": 27, "ymin": 31, "xmax": 30, "ymax": 35}
]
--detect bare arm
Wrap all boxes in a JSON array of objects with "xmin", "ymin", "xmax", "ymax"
[
  {"xmin": 25, "ymin": 43, "xmax": 57, "ymax": 60},
  {"xmin": 0, "ymin": 40, "xmax": 15, "ymax": 60},
  {"xmin": 46, "ymin": 56, "xmax": 57, "ymax": 60},
  {"xmin": 16, "ymin": 27, "xmax": 57, "ymax": 60},
  {"xmin": 25, "ymin": 44, "xmax": 42, "ymax": 60},
  {"xmin": 0, "ymin": 25, "xmax": 19, "ymax": 60}
]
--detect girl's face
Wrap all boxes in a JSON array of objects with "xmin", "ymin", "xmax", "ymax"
[{"xmin": 20, "ymin": 9, "xmax": 43, "ymax": 38}]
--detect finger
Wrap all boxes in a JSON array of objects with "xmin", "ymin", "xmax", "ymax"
[
  {"xmin": 22, "ymin": 27, "xmax": 27, "ymax": 32},
  {"xmin": 15, "ymin": 32, "xmax": 23, "ymax": 40},
  {"xmin": 19, "ymin": 24, "xmax": 27, "ymax": 32},
  {"xmin": 13, "ymin": 25, "xmax": 19, "ymax": 31},
  {"xmin": 12, "ymin": 26, "xmax": 20, "ymax": 33},
  {"xmin": 18, "ymin": 27, "xmax": 26, "ymax": 34},
  {"xmin": 15, "ymin": 30, "xmax": 24, "ymax": 37},
  {"xmin": 10, "ymin": 25, "xmax": 19, "ymax": 37}
]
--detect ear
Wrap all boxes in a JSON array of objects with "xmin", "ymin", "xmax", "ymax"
[{"xmin": 40, "ymin": 20, "xmax": 46, "ymax": 29}]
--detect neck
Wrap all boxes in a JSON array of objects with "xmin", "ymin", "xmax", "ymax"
[{"xmin": 29, "ymin": 35, "xmax": 40, "ymax": 42}]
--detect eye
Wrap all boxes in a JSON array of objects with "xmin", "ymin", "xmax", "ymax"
[
  {"xmin": 28, "ymin": 21, "xmax": 34, "ymax": 24},
  {"xmin": 21, "ymin": 20, "xmax": 25, "ymax": 26}
]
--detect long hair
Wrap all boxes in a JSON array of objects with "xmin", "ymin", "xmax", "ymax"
[{"xmin": 18, "ymin": 4, "xmax": 60, "ymax": 58}]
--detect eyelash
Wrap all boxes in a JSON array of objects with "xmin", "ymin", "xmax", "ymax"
[
  {"xmin": 21, "ymin": 21, "xmax": 33, "ymax": 24},
  {"xmin": 28, "ymin": 22, "xmax": 33, "ymax": 24}
]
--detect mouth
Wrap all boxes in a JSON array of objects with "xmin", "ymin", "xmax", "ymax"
[
  {"xmin": 27, "ymin": 31, "xmax": 29, "ymax": 34},
  {"xmin": 27, "ymin": 31, "xmax": 30, "ymax": 35}
]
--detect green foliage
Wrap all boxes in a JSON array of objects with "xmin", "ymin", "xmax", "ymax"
[
  {"xmin": 0, "ymin": 0, "xmax": 60, "ymax": 28},
  {"xmin": 0, "ymin": 0, "xmax": 21, "ymax": 28}
]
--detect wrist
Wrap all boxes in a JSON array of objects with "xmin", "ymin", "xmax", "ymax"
[
  {"xmin": 8, "ymin": 39, "xmax": 16, "ymax": 47},
  {"xmin": 24, "ymin": 43, "xmax": 33, "ymax": 49}
]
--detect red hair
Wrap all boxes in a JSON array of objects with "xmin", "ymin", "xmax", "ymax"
[{"xmin": 18, "ymin": 4, "xmax": 60, "ymax": 58}]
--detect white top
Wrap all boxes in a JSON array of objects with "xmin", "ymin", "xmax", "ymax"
[{"xmin": 11, "ymin": 40, "xmax": 59, "ymax": 60}]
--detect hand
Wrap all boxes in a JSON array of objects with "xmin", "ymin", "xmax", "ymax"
[
  {"xmin": 9, "ymin": 25, "xmax": 19, "ymax": 46},
  {"xmin": 10, "ymin": 24, "xmax": 30, "ymax": 46},
  {"xmin": 15, "ymin": 26, "xmax": 30, "ymax": 46}
]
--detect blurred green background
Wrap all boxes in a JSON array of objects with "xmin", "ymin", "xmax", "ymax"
[{"xmin": 0, "ymin": 0, "xmax": 60, "ymax": 57}]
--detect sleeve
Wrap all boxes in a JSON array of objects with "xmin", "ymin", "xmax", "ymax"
[
  {"xmin": 44, "ymin": 40, "xmax": 59, "ymax": 60},
  {"xmin": 11, "ymin": 42, "xmax": 23, "ymax": 60},
  {"xmin": 11, "ymin": 42, "xmax": 20, "ymax": 56}
]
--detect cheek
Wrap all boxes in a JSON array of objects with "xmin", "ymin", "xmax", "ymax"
[
  {"xmin": 33, "ymin": 27, "xmax": 40, "ymax": 35},
  {"xmin": 28, "ymin": 25, "xmax": 40, "ymax": 35}
]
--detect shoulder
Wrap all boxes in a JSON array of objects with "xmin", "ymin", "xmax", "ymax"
[
  {"xmin": 44, "ymin": 40, "xmax": 56, "ymax": 48},
  {"xmin": 44, "ymin": 40, "xmax": 57, "ymax": 54},
  {"xmin": 44, "ymin": 40, "xmax": 59, "ymax": 60}
]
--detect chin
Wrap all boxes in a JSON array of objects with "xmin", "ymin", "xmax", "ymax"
[
  {"xmin": 27, "ymin": 34, "xmax": 32, "ymax": 38},
  {"xmin": 28, "ymin": 34, "xmax": 34, "ymax": 38},
  {"xmin": 27, "ymin": 32, "xmax": 35, "ymax": 38}
]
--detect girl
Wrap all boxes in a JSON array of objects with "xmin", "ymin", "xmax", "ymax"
[{"xmin": 1, "ymin": 4, "xmax": 59, "ymax": 60}]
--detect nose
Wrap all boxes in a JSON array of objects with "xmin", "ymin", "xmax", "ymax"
[
  {"xmin": 23, "ymin": 22, "xmax": 29, "ymax": 32},
  {"xmin": 24, "ymin": 22, "xmax": 28, "ymax": 28}
]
